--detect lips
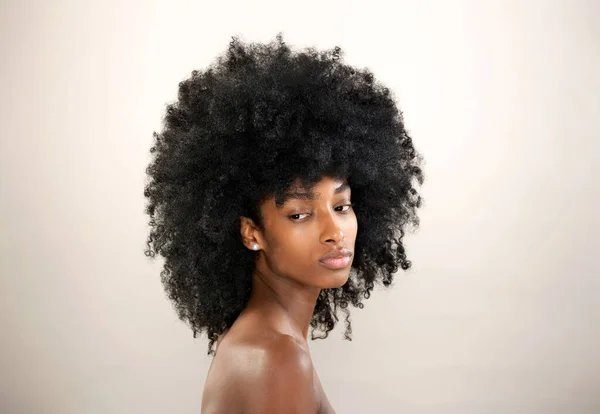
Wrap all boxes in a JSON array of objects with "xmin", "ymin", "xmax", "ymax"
[
  {"xmin": 319, "ymin": 248, "xmax": 353, "ymax": 261},
  {"xmin": 318, "ymin": 248, "xmax": 353, "ymax": 270}
]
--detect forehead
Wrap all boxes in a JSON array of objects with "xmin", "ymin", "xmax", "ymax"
[{"xmin": 276, "ymin": 177, "xmax": 350, "ymax": 206}]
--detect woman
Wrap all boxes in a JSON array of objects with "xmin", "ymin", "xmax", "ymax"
[{"xmin": 144, "ymin": 33, "xmax": 424, "ymax": 413}]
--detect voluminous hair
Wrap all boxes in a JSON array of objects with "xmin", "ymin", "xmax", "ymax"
[{"xmin": 144, "ymin": 33, "xmax": 425, "ymax": 355}]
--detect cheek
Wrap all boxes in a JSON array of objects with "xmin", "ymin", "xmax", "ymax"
[
  {"xmin": 269, "ymin": 230, "xmax": 313, "ymax": 267},
  {"xmin": 347, "ymin": 214, "xmax": 358, "ymax": 239}
]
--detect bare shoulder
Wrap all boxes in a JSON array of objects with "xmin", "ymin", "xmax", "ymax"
[
  {"xmin": 277, "ymin": 336, "xmax": 318, "ymax": 384},
  {"xmin": 240, "ymin": 334, "xmax": 317, "ymax": 412},
  {"xmin": 260, "ymin": 332, "xmax": 312, "ymax": 370},
  {"xmin": 202, "ymin": 332, "xmax": 319, "ymax": 414}
]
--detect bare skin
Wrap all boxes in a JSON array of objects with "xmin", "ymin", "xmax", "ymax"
[{"xmin": 201, "ymin": 176, "xmax": 358, "ymax": 413}]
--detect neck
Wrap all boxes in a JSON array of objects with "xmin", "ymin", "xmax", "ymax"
[{"xmin": 245, "ymin": 260, "xmax": 320, "ymax": 342}]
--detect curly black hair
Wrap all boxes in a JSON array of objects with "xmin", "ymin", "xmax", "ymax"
[{"xmin": 144, "ymin": 33, "xmax": 425, "ymax": 356}]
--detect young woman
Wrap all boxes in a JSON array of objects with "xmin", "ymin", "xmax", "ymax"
[{"xmin": 144, "ymin": 33, "xmax": 425, "ymax": 413}]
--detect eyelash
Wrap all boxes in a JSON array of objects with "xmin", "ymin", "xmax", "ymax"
[{"xmin": 288, "ymin": 203, "xmax": 355, "ymax": 221}]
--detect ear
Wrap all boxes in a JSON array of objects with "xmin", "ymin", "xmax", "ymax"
[{"xmin": 239, "ymin": 216, "xmax": 262, "ymax": 250}]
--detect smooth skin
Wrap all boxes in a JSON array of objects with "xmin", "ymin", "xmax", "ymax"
[{"xmin": 201, "ymin": 176, "xmax": 358, "ymax": 413}]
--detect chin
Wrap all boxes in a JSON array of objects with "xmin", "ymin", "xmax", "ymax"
[{"xmin": 320, "ymin": 269, "xmax": 351, "ymax": 289}]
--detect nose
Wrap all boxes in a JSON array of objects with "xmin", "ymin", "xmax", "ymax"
[{"xmin": 320, "ymin": 213, "xmax": 345, "ymax": 244}]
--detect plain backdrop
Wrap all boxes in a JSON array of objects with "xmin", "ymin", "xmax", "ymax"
[{"xmin": 1, "ymin": 0, "xmax": 599, "ymax": 413}]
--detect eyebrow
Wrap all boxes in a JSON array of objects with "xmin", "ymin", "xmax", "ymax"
[{"xmin": 278, "ymin": 182, "xmax": 350, "ymax": 206}]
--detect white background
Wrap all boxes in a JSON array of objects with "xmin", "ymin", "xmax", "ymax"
[{"xmin": 1, "ymin": 0, "xmax": 599, "ymax": 413}]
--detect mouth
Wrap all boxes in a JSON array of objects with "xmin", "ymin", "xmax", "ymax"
[{"xmin": 318, "ymin": 255, "xmax": 352, "ymax": 270}]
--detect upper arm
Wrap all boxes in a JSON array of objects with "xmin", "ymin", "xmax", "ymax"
[{"xmin": 237, "ymin": 335, "xmax": 319, "ymax": 414}]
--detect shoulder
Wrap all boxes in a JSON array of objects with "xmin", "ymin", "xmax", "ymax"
[
  {"xmin": 235, "ymin": 333, "xmax": 318, "ymax": 413},
  {"xmin": 247, "ymin": 333, "xmax": 314, "ymax": 389},
  {"xmin": 260, "ymin": 333, "xmax": 313, "ymax": 380},
  {"xmin": 203, "ymin": 313, "xmax": 322, "ymax": 413}
]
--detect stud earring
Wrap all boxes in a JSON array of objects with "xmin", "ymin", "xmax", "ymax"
[{"xmin": 251, "ymin": 243, "xmax": 259, "ymax": 251}]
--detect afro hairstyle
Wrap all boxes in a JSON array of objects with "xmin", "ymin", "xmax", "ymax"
[{"xmin": 144, "ymin": 33, "xmax": 425, "ymax": 355}]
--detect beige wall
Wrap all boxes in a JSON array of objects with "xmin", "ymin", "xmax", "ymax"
[{"xmin": 1, "ymin": 1, "xmax": 599, "ymax": 413}]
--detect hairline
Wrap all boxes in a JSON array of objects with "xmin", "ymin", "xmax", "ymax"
[{"xmin": 276, "ymin": 180, "xmax": 351, "ymax": 207}]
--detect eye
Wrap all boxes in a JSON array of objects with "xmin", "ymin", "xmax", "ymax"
[
  {"xmin": 288, "ymin": 212, "xmax": 310, "ymax": 221},
  {"xmin": 288, "ymin": 203, "xmax": 354, "ymax": 221},
  {"xmin": 335, "ymin": 203, "xmax": 355, "ymax": 213}
]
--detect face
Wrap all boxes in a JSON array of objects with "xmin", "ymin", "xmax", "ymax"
[{"xmin": 243, "ymin": 176, "xmax": 358, "ymax": 289}]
